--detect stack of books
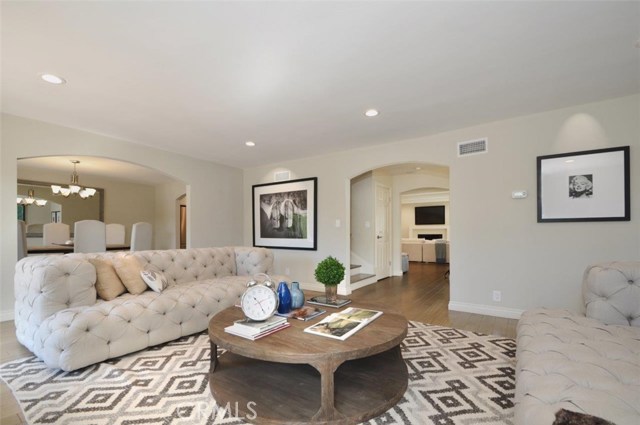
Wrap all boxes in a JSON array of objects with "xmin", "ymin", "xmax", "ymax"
[
  {"xmin": 224, "ymin": 316, "xmax": 289, "ymax": 340},
  {"xmin": 307, "ymin": 296, "xmax": 352, "ymax": 308}
]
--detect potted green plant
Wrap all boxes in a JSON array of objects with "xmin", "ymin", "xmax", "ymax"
[{"xmin": 314, "ymin": 256, "xmax": 345, "ymax": 303}]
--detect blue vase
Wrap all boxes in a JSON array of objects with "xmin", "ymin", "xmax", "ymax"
[
  {"xmin": 277, "ymin": 281, "xmax": 292, "ymax": 314},
  {"xmin": 290, "ymin": 282, "xmax": 305, "ymax": 309}
]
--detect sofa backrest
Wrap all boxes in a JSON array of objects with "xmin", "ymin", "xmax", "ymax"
[
  {"xmin": 66, "ymin": 246, "xmax": 274, "ymax": 286},
  {"xmin": 131, "ymin": 247, "xmax": 237, "ymax": 286},
  {"xmin": 233, "ymin": 246, "xmax": 275, "ymax": 276},
  {"xmin": 582, "ymin": 261, "xmax": 640, "ymax": 327}
]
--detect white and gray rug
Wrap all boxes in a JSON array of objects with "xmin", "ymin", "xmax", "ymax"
[{"xmin": 0, "ymin": 321, "xmax": 516, "ymax": 424}]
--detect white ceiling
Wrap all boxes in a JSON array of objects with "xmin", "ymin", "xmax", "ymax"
[{"xmin": 2, "ymin": 1, "xmax": 639, "ymax": 169}]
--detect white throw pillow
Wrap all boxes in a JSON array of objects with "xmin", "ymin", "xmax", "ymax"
[{"xmin": 140, "ymin": 270, "xmax": 167, "ymax": 293}]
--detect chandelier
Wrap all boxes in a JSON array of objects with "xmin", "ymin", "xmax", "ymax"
[
  {"xmin": 17, "ymin": 189, "xmax": 47, "ymax": 207},
  {"xmin": 51, "ymin": 160, "xmax": 97, "ymax": 199}
]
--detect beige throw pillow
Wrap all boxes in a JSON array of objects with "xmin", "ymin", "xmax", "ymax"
[
  {"xmin": 88, "ymin": 258, "xmax": 126, "ymax": 301},
  {"xmin": 112, "ymin": 256, "xmax": 148, "ymax": 295}
]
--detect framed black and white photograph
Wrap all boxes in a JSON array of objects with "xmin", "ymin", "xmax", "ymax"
[
  {"xmin": 537, "ymin": 146, "xmax": 630, "ymax": 222},
  {"xmin": 252, "ymin": 177, "xmax": 317, "ymax": 250}
]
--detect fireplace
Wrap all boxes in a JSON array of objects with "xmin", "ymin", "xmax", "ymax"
[{"xmin": 418, "ymin": 234, "xmax": 443, "ymax": 241}]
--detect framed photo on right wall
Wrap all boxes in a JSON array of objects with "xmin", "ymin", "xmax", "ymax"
[{"xmin": 537, "ymin": 146, "xmax": 630, "ymax": 222}]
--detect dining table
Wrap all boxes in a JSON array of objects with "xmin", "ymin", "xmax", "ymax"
[{"xmin": 27, "ymin": 243, "xmax": 130, "ymax": 254}]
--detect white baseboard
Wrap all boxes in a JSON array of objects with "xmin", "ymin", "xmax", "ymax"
[
  {"xmin": 1, "ymin": 310, "xmax": 14, "ymax": 322},
  {"xmin": 350, "ymin": 276, "xmax": 377, "ymax": 291},
  {"xmin": 448, "ymin": 301, "xmax": 523, "ymax": 320}
]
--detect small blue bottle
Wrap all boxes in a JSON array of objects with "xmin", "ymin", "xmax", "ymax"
[
  {"xmin": 277, "ymin": 281, "xmax": 292, "ymax": 314},
  {"xmin": 290, "ymin": 282, "xmax": 305, "ymax": 309}
]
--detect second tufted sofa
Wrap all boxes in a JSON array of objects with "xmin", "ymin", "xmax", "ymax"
[
  {"xmin": 15, "ymin": 246, "xmax": 286, "ymax": 371},
  {"xmin": 515, "ymin": 261, "xmax": 640, "ymax": 425}
]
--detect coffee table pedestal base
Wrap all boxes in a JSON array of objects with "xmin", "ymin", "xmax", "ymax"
[{"xmin": 209, "ymin": 345, "xmax": 407, "ymax": 425}]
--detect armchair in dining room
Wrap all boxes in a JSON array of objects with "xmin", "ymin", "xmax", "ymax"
[
  {"xmin": 106, "ymin": 223, "xmax": 125, "ymax": 245},
  {"xmin": 74, "ymin": 220, "xmax": 106, "ymax": 253},
  {"xmin": 131, "ymin": 222, "xmax": 152, "ymax": 251},
  {"xmin": 43, "ymin": 223, "xmax": 70, "ymax": 245}
]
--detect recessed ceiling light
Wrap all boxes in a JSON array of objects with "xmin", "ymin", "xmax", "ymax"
[
  {"xmin": 40, "ymin": 74, "xmax": 66, "ymax": 85},
  {"xmin": 364, "ymin": 109, "xmax": 379, "ymax": 117},
  {"xmin": 245, "ymin": 141, "xmax": 256, "ymax": 147},
  {"xmin": 565, "ymin": 159, "xmax": 575, "ymax": 163}
]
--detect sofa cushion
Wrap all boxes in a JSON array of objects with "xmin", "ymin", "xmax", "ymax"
[
  {"xmin": 516, "ymin": 308, "xmax": 640, "ymax": 425},
  {"xmin": 88, "ymin": 258, "xmax": 126, "ymax": 301},
  {"xmin": 35, "ymin": 276, "xmax": 249, "ymax": 370},
  {"xmin": 112, "ymin": 256, "xmax": 147, "ymax": 295}
]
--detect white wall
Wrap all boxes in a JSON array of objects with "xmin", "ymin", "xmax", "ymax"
[
  {"xmin": 1, "ymin": 114, "xmax": 244, "ymax": 320},
  {"xmin": 244, "ymin": 95, "xmax": 640, "ymax": 317},
  {"xmin": 154, "ymin": 182, "xmax": 187, "ymax": 250},
  {"xmin": 350, "ymin": 172, "xmax": 374, "ymax": 271}
]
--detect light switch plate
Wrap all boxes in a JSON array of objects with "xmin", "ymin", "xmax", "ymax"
[{"xmin": 511, "ymin": 190, "xmax": 527, "ymax": 199}]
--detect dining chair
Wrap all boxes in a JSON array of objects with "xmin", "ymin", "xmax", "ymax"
[
  {"xmin": 130, "ymin": 222, "xmax": 152, "ymax": 251},
  {"xmin": 17, "ymin": 220, "xmax": 28, "ymax": 260},
  {"xmin": 74, "ymin": 220, "xmax": 106, "ymax": 253},
  {"xmin": 43, "ymin": 223, "xmax": 70, "ymax": 245},
  {"xmin": 105, "ymin": 223, "xmax": 126, "ymax": 245}
]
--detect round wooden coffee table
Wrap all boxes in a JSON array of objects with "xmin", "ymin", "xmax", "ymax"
[{"xmin": 208, "ymin": 304, "xmax": 408, "ymax": 425}]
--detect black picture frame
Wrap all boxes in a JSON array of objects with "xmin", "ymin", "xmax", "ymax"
[
  {"xmin": 537, "ymin": 146, "xmax": 630, "ymax": 222},
  {"xmin": 252, "ymin": 177, "xmax": 318, "ymax": 250}
]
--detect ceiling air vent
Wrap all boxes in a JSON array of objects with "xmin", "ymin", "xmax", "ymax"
[
  {"xmin": 457, "ymin": 138, "xmax": 488, "ymax": 157},
  {"xmin": 274, "ymin": 170, "xmax": 291, "ymax": 182}
]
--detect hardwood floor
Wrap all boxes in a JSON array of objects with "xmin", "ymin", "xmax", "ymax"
[
  {"xmin": 0, "ymin": 262, "xmax": 517, "ymax": 425},
  {"xmin": 349, "ymin": 262, "xmax": 518, "ymax": 338}
]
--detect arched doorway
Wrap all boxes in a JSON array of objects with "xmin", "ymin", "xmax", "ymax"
[
  {"xmin": 17, "ymin": 156, "xmax": 186, "ymax": 250},
  {"xmin": 349, "ymin": 162, "xmax": 450, "ymax": 292}
]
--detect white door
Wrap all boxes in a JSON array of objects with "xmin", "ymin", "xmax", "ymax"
[{"xmin": 375, "ymin": 184, "xmax": 392, "ymax": 280}]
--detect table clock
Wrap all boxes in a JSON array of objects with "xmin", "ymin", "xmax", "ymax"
[{"xmin": 240, "ymin": 273, "xmax": 279, "ymax": 321}]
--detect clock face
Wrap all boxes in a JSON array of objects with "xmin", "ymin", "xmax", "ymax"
[{"xmin": 240, "ymin": 285, "xmax": 278, "ymax": 321}]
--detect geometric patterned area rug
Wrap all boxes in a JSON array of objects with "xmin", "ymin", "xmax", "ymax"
[{"xmin": 0, "ymin": 321, "xmax": 516, "ymax": 424}]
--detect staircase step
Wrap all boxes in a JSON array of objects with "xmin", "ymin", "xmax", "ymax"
[{"xmin": 351, "ymin": 273, "xmax": 375, "ymax": 284}]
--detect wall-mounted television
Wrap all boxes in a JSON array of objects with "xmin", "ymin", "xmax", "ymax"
[{"xmin": 415, "ymin": 206, "xmax": 445, "ymax": 225}]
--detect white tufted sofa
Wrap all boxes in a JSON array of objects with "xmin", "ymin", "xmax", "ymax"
[
  {"xmin": 515, "ymin": 261, "xmax": 640, "ymax": 425},
  {"xmin": 400, "ymin": 238, "xmax": 450, "ymax": 263},
  {"xmin": 15, "ymin": 246, "xmax": 285, "ymax": 371}
]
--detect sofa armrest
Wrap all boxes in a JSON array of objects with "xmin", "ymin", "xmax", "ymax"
[
  {"xmin": 583, "ymin": 261, "xmax": 640, "ymax": 327},
  {"xmin": 14, "ymin": 255, "xmax": 97, "ymax": 352}
]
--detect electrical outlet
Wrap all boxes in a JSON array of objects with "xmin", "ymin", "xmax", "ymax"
[
  {"xmin": 492, "ymin": 290, "xmax": 502, "ymax": 302},
  {"xmin": 285, "ymin": 267, "xmax": 291, "ymax": 275}
]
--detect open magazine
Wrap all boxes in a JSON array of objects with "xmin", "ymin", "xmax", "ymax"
[{"xmin": 303, "ymin": 307, "xmax": 383, "ymax": 340}]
